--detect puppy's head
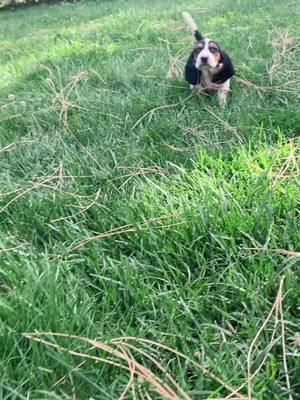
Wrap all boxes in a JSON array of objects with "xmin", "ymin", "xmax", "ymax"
[
  {"xmin": 183, "ymin": 11, "xmax": 235, "ymax": 86},
  {"xmin": 185, "ymin": 37, "xmax": 234, "ymax": 85},
  {"xmin": 193, "ymin": 38, "xmax": 222, "ymax": 70}
]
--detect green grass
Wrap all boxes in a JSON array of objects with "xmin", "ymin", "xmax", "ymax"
[{"xmin": 0, "ymin": 0, "xmax": 300, "ymax": 398}]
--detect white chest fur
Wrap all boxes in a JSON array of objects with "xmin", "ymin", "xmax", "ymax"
[{"xmin": 190, "ymin": 75, "xmax": 230, "ymax": 108}]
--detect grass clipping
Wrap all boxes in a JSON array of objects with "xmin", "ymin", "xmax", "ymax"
[{"xmin": 24, "ymin": 276, "xmax": 292, "ymax": 400}]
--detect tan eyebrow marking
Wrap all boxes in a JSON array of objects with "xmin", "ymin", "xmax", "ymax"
[{"xmin": 208, "ymin": 41, "xmax": 219, "ymax": 50}]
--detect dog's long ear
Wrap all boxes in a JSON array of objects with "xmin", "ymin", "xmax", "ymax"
[
  {"xmin": 211, "ymin": 50, "xmax": 234, "ymax": 84},
  {"xmin": 185, "ymin": 52, "xmax": 201, "ymax": 85}
]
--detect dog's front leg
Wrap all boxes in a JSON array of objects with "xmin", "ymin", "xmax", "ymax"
[
  {"xmin": 218, "ymin": 90, "xmax": 228, "ymax": 108},
  {"xmin": 217, "ymin": 79, "xmax": 230, "ymax": 108}
]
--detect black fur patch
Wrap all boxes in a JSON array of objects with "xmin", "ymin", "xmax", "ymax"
[
  {"xmin": 185, "ymin": 52, "xmax": 201, "ymax": 85},
  {"xmin": 194, "ymin": 30, "xmax": 203, "ymax": 41},
  {"xmin": 211, "ymin": 50, "xmax": 235, "ymax": 84}
]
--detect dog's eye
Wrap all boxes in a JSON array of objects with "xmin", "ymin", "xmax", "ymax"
[
  {"xmin": 209, "ymin": 47, "xmax": 218, "ymax": 53},
  {"xmin": 195, "ymin": 48, "xmax": 203, "ymax": 54}
]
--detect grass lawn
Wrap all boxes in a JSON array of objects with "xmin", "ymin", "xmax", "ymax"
[{"xmin": 0, "ymin": 0, "xmax": 300, "ymax": 398}]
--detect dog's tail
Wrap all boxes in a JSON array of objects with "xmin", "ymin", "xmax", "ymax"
[{"xmin": 182, "ymin": 11, "xmax": 203, "ymax": 41}]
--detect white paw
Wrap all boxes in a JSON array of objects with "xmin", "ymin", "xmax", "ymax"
[{"xmin": 218, "ymin": 91, "xmax": 228, "ymax": 108}]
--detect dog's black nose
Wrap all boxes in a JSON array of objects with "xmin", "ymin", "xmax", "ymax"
[{"xmin": 201, "ymin": 56, "xmax": 208, "ymax": 63}]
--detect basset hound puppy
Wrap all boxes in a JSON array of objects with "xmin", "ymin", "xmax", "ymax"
[{"xmin": 183, "ymin": 12, "xmax": 235, "ymax": 108}]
